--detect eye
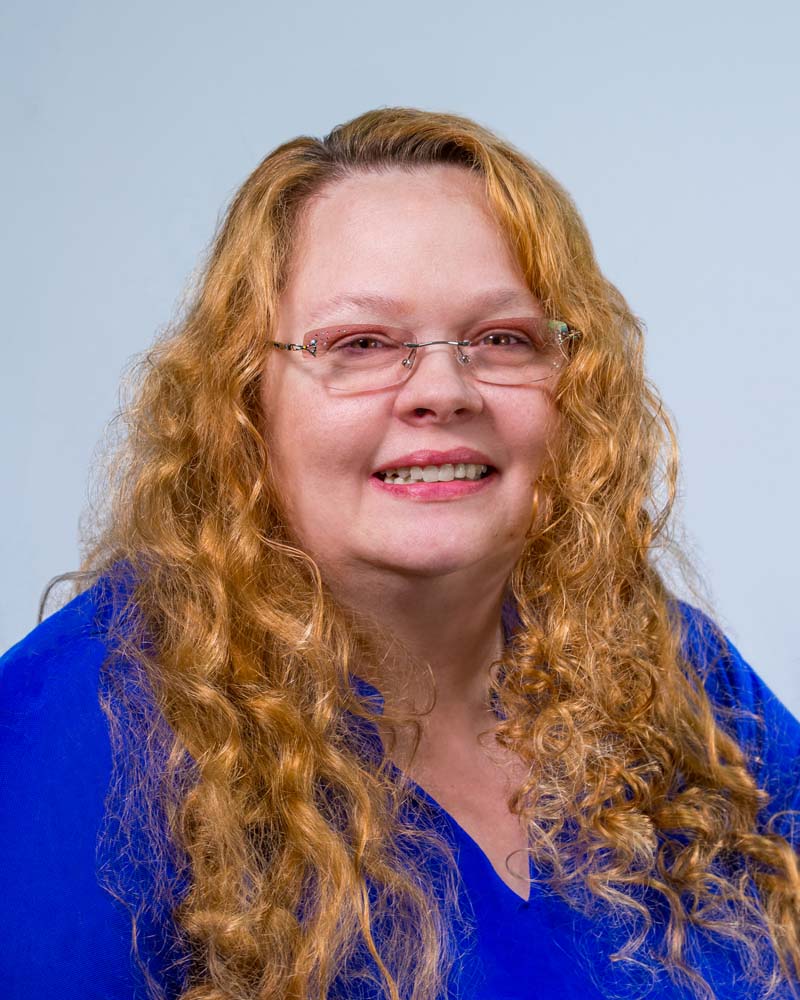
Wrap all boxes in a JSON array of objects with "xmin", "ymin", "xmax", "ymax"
[
  {"xmin": 341, "ymin": 335, "xmax": 390, "ymax": 351},
  {"xmin": 325, "ymin": 329, "xmax": 401, "ymax": 352},
  {"xmin": 476, "ymin": 329, "xmax": 532, "ymax": 348}
]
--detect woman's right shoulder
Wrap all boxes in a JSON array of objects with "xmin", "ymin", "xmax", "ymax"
[
  {"xmin": 0, "ymin": 579, "xmax": 152, "ymax": 999},
  {"xmin": 0, "ymin": 580, "xmax": 116, "ymax": 705}
]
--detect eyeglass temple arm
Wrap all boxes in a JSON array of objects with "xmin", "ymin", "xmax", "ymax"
[
  {"xmin": 269, "ymin": 339, "xmax": 319, "ymax": 357},
  {"xmin": 557, "ymin": 325, "xmax": 581, "ymax": 345}
]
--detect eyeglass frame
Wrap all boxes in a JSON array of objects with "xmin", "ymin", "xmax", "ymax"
[{"xmin": 267, "ymin": 318, "xmax": 582, "ymax": 388}]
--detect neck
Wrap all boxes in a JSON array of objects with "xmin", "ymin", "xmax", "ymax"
[{"xmin": 326, "ymin": 559, "xmax": 510, "ymax": 730}]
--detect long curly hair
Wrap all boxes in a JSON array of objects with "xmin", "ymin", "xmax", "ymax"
[{"xmin": 47, "ymin": 107, "xmax": 799, "ymax": 999}]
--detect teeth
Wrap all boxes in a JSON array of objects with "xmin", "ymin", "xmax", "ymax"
[{"xmin": 379, "ymin": 462, "xmax": 490, "ymax": 484}]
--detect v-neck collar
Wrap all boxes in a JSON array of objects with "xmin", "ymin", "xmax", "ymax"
[
  {"xmin": 397, "ymin": 766, "xmax": 533, "ymax": 908},
  {"xmin": 348, "ymin": 672, "xmax": 533, "ymax": 908}
]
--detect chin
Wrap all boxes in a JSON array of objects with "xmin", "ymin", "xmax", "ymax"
[{"xmin": 366, "ymin": 543, "xmax": 503, "ymax": 579}]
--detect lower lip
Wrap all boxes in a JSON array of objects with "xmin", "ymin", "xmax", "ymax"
[{"xmin": 369, "ymin": 471, "xmax": 497, "ymax": 500}]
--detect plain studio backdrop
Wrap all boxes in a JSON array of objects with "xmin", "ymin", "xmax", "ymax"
[{"xmin": 1, "ymin": 1, "xmax": 798, "ymax": 713}]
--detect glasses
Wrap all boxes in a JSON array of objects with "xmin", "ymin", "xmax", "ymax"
[{"xmin": 268, "ymin": 317, "xmax": 580, "ymax": 392}]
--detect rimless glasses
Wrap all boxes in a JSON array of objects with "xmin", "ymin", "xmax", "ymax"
[{"xmin": 269, "ymin": 317, "xmax": 581, "ymax": 392}]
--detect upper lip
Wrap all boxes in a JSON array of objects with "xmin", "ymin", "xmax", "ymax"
[{"xmin": 373, "ymin": 448, "xmax": 496, "ymax": 474}]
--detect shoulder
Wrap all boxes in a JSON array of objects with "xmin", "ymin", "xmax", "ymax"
[
  {"xmin": 672, "ymin": 599, "xmax": 796, "ymax": 741},
  {"xmin": 0, "ymin": 580, "xmax": 123, "ymax": 797},
  {"xmin": 1, "ymin": 581, "xmax": 115, "ymax": 722},
  {"xmin": 673, "ymin": 600, "xmax": 800, "ymax": 833},
  {"xmin": 0, "ymin": 579, "xmax": 150, "ymax": 998}
]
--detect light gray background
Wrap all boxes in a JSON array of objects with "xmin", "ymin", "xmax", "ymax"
[{"xmin": 2, "ymin": 1, "xmax": 798, "ymax": 712}]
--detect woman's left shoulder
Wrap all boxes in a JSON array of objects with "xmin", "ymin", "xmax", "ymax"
[{"xmin": 672, "ymin": 599, "xmax": 800, "ymax": 829}]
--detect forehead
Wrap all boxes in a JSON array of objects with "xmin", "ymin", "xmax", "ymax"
[{"xmin": 281, "ymin": 165, "xmax": 533, "ymax": 328}]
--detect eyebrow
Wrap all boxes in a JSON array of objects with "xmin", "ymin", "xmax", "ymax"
[{"xmin": 305, "ymin": 288, "xmax": 535, "ymax": 326}]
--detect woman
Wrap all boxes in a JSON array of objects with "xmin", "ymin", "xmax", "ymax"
[{"xmin": 1, "ymin": 107, "xmax": 798, "ymax": 1000}]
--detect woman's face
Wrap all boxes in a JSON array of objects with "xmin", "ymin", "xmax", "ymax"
[{"xmin": 261, "ymin": 165, "xmax": 558, "ymax": 586}]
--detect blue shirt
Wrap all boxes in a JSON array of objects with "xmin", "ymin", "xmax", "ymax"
[{"xmin": 1, "ymin": 582, "xmax": 799, "ymax": 999}]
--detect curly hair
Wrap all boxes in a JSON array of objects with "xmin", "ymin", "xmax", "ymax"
[{"xmin": 47, "ymin": 107, "xmax": 800, "ymax": 999}]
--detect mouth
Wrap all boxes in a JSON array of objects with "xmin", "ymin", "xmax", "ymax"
[{"xmin": 373, "ymin": 462, "xmax": 495, "ymax": 485}]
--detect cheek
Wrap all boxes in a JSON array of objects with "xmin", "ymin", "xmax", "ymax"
[
  {"xmin": 261, "ymin": 374, "xmax": 384, "ymax": 514},
  {"xmin": 260, "ymin": 372, "xmax": 315, "ymax": 528},
  {"xmin": 512, "ymin": 394, "xmax": 559, "ymax": 469}
]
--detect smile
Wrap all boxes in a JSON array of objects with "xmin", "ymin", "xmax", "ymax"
[{"xmin": 375, "ymin": 462, "xmax": 492, "ymax": 485}]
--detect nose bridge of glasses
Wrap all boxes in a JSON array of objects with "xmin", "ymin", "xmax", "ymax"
[{"xmin": 401, "ymin": 338, "xmax": 471, "ymax": 372}]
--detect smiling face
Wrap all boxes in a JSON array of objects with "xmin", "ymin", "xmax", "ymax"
[{"xmin": 260, "ymin": 165, "xmax": 559, "ymax": 588}]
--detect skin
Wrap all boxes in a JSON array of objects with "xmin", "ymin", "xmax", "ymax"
[{"xmin": 261, "ymin": 165, "xmax": 559, "ymax": 896}]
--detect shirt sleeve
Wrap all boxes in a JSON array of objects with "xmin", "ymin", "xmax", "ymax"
[{"xmin": 677, "ymin": 601, "xmax": 800, "ymax": 843}]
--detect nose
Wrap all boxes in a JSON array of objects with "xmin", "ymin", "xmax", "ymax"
[{"xmin": 393, "ymin": 341, "xmax": 485, "ymax": 423}]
